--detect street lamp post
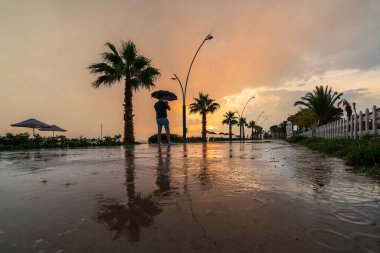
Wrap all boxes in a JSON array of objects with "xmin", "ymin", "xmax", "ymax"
[
  {"xmin": 235, "ymin": 96, "xmax": 255, "ymax": 139},
  {"xmin": 256, "ymin": 111, "xmax": 265, "ymax": 122},
  {"xmin": 172, "ymin": 33, "xmax": 213, "ymax": 142}
]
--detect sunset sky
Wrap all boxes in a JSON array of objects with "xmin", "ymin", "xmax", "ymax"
[{"xmin": 1, "ymin": 0, "xmax": 380, "ymax": 141}]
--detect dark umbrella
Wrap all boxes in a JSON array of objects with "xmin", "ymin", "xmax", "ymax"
[
  {"xmin": 11, "ymin": 118, "xmax": 50, "ymax": 136},
  {"xmin": 39, "ymin": 124, "xmax": 67, "ymax": 137},
  {"xmin": 206, "ymin": 130, "xmax": 217, "ymax": 135},
  {"xmin": 218, "ymin": 132, "xmax": 230, "ymax": 138},
  {"xmin": 151, "ymin": 90, "xmax": 177, "ymax": 101}
]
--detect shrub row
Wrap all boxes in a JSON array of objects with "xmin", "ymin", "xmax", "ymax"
[
  {"xmin": 0, "ymin": 133, "xmax": 122, "ymax": 150},
  {"xmin": 287, "ymin": 134, "xmax": 380, "ymax": 174}
]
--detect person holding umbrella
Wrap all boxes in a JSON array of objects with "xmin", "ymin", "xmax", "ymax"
[{"xmin": 152, "ymin": 91, "xmax": 177, "ymax": 144}]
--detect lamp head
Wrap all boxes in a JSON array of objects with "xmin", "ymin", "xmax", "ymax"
[
  {"xmin": 171, "ymin": 77, "xmax": 177, "ymax": 80},
  {"xmin": 207, "ymin": 35, "xmax": 213, "ymax": 40}
]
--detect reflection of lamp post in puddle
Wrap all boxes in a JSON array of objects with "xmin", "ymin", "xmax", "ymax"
[
  {"xmin": 171, "ymin": 33, "xmax": 214, "ymax": 143},
  {"xmin": 182, "ymin": 144, "xmax": 212, "ymax": 242}
]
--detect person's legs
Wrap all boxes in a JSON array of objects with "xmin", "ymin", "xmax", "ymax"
[
  {"xmin": 157, "ymin": 118, "xmax": 163, "ymax": 144},
  {"xmin": 163, "ymin": 118, "xmax": 170, "ymax": 144}
]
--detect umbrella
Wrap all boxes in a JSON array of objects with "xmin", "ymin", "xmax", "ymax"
[
  {"xmin": 151, "ymin": 90, "xmax": 177, "ymax": 101},
  {"xmin": 11, "ymin": 118, "xmax": 50, "ymax": 136},
  {"xmin": 218, "ymin": 132, "xmax": 231, "ymax": 138},
  {"xmin": 206, "ymin": 130, "xmax": 217, "ymax": 135},
  {"xmin": 39, "ymin": 124, "xmax": 67, "ymax": 137}
]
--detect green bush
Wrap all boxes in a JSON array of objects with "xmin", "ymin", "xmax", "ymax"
[
  {"xmin": 0, "ymin": 133, "xmax": 123, "ymax": 150},
  {"xmin": 288, "ymin": 135, "xmax": 380, "ymax": 174}
]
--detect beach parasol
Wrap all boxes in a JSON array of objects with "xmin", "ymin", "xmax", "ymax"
[
  {"xmin": 39, "ymin": 124, "xmax": 67, "ymax": 137},
  {"xmin": 206, "ymin": 130, "xmax": 217, "ymax": 135},
  {"xmin": 151, "ymin": 90, "xmax": 177, "ymax": 101},
  {"xmin": 11, "ymin": 118, "xmax": 50, "ymax": 136}
]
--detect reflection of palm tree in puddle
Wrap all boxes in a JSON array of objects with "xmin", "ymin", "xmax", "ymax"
[
  {"xmin": 198, "ymin": 143, "xmax": 214, "ymax": 191},
  {"xmin": 95, "ymin": 146, "xmax": 161, "ymax": 241}
]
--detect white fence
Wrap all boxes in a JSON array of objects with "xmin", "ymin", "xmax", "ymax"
[{"xmin": 299, "ymin": 105, "xmax": 379, "ymax": 138}]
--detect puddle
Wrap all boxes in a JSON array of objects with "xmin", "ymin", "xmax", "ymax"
[{"xmin": 0, "ymin": 142, "xmax": 379, "ymax": 253}]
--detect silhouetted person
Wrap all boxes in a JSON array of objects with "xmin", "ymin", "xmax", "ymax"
[{"xmin": 154, "ymin": 94, "xmax": 171, "ymax": 144}]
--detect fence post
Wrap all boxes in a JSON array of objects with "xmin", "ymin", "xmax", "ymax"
[
  {"xmin": 327, "ymin": 124, "xmax": 329, "ymax": 139},
  {"xmin": 337, "ymin": 120, "xmax": 340, "ymax": 138},
  {"xmin": 328, "ymin": 124, "xmax": 331, "ymax": 138},
  {"xmin": 365, "ymin": 108, "xmax": 370, "ymax": 134},
  {"xmin": 332, "ymin": 121, "xmax": 335, "ymax": 138},
  {"xmin": 333, "ymin": 121, "xmax": 336, "ymax": 138},
  {"xmin": 359, "ymin": 111, "xmax": 363, "ymax": 136},
  {"xmin": 329, "ymin": 123, "xmax": 332, "ymax": 138},
  {"xmin": 337, "ymin": 119, "xmax": 340, "ymax": 137},
  {"xmin": 373, "ymin": 105, "xmax": 377, "ymax": 135}
]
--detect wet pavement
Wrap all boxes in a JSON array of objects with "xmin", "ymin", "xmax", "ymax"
[{"xmin": 0, "ymin": 141, "xmax": 379, "ymax": 253}]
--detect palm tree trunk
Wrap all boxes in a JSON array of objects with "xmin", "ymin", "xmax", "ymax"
[
  {"xmin": 251, "ymin": 128, "xmax": 254, "ymax": 139},
  {"xmin": 124, "ymin": 78, "xmax": 135, "ymax": 144},
  {"xmin": 242, "ymin": 126, "xmax": 245, "ymax": 140},
  {"xmin": 239, "ymin": 125, "xmax": 242, "ymax": 140},
  {"xmin": 202, "ymin": 112, "xmax": 207, "ymax": 142},
  {"xmin": 229, "ymin": 123, "xmax": 232, "ymax": 141}
]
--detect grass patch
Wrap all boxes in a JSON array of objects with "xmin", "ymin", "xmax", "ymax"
[{"xmin": 287, "ymin": 134, "xmax": 380, "ymax": 175}]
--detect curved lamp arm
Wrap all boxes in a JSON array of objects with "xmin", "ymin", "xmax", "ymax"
[
  {"xmin": 241, "ymin": 96, "xmax": 255, "ymax": 117},
  {"xmin": 172, "ymin": 73, "xmax": 185, "ymax": 98},
  {"xmin": 185, "ymin": 33, "xmax": 213, "ymax": 94}
]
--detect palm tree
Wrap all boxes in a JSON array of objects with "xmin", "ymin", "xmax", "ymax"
[
  {"xmin": 247, "ymin": 120, "xmax": 256, "ymax": 139},
  {"xmin": 222, "ymin": 111, "xmax": 238, "ymax": 140},
  {"xmin": 294, "ymin": 85, "xmax": 343, "ymax": 126},
  {"xmin": 255, "ymin": 125, "xmax": 263, "ymax": 139},
  {"xmin": 238, "ymin": 117, "xmax": 247, "ymax": 140},
  {"xmin": 338, "ymin": 99, "xmax": 353, "ymax": 120},
  {"xmin": 189, "ymin": 93, "xmax": 220, "ymax": 142},
  {"xmin": 269, "ymin": 125, "xmax": 279, "ymax": 138},
  {"xmin": 88, "ymin": 41, "xmax": 160, "ymax": 144}
]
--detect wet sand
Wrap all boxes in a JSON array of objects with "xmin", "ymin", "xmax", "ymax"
[{"xmin": 0, "ymin": 141, "xmax": 379, "ymax": 253}]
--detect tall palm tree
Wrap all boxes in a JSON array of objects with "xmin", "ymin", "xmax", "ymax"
[
  {"xmin": 294, "ymin": 85, "xmax": 343, "ymax": 126},
  {"xmin": 247, "ymin": 120, "xmax": 256, "ymax": 139},
  {"xmin": 88, "ymin": 41, "xmax": 160, "ymax": 144},
  {"xmin": 238, "ymin": 117, "xmax": 247, "ymax": 140},
  {"xmin": 338, "ymin": 99, "xmax": 353, "ymax": 120},
  {"xmin": 222, "ymin": 111, "xmax": 238, "ymax": 140},
  {"xmin": 189, "ymin": 93, "xmax": 220, "ymax": 142}
]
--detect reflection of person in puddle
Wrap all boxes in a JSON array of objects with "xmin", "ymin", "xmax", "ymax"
[{"xmin": 155, "ymin": 145, "xmax": 172, "ymax": 196}]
